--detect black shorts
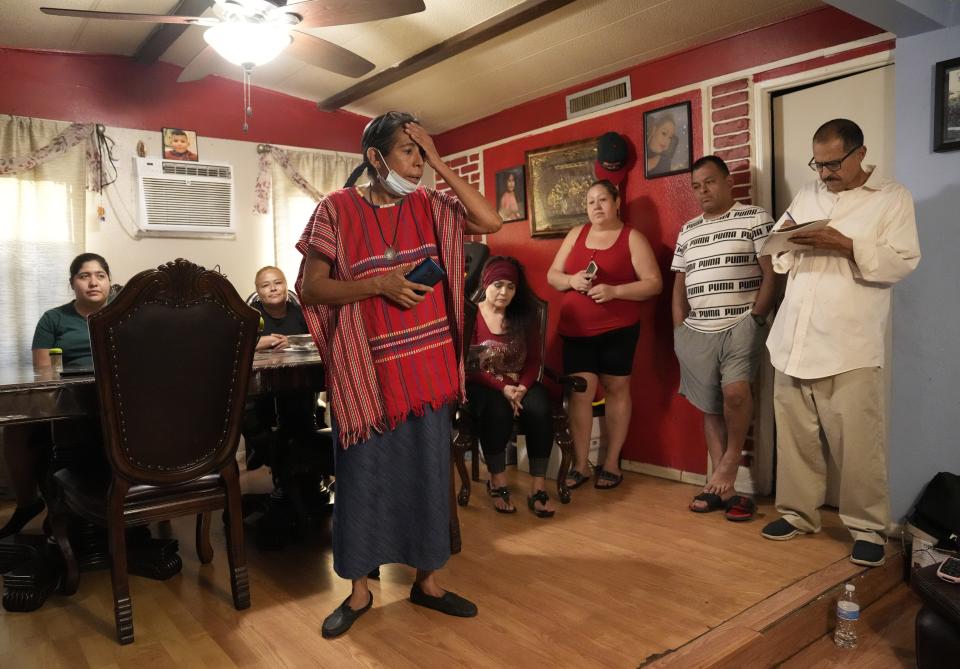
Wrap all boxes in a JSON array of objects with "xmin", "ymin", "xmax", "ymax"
[{"xmin": 561, "ymin": 324, "xmax": 641, "ymax": 377}]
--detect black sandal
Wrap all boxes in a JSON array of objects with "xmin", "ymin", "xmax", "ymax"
[
  {"xmin": 564, "ymin": 469, "xmax": 591, "ymax": 489},
  {"xmin": 486, "ymin": 481, "xmax": 516, "ymax": 514},
  {"xmin": 527, "ymin": 490, "xmax": 555, "ymax": 518},
  {"xmin": 594, "ymin": 468, "xmax": 623, "ymax": 490}
]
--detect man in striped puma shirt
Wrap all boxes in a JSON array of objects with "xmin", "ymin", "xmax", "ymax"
[{"xmin": 671, "ymin": 155, "xmax": 775, "ymax": 520}]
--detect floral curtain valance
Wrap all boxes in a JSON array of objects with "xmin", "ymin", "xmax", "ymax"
[
  {"xmin": 254, "ymin": 145, "xmax": 324, "ymax": 214},
  {"xmin": 0, "ymin": 121, "xmax": 103, "ymax": 192}
]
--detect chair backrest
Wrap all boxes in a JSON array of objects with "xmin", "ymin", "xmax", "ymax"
[
  {"xmin": 464, "ymin": 241, "xmax": 489, "ymax": 301},
  {"xmin": 88, "ymin": 259, "xmax": 259, "ymax": 486}
]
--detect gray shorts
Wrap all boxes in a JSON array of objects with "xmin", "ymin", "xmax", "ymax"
[{"xmin": 674, "ymin": 316, "xmax": 767, "ymax": 414}]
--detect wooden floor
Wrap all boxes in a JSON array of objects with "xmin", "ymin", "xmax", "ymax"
[{"xmin": 0, "ymin": 468, "xmax": 914, "ymax": 668}]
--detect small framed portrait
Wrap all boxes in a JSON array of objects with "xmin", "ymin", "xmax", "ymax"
[
  {"xmin": 162, "ymin": 127, "xmax": 199, "ymax": 161},
  {"xmin": 495, "ymin": 165, "xmax": 526, "ymax": 222},
  {"xmin": 526, "ymin": 138, "xmax": 597, "ymax": 237},
  {"xmin": 643, "ymin": 101, "xmax": 693, "ymax": 178},
  {"xmin": 934, "ymin": 56, "xmax": 960, "ymax": 153}
]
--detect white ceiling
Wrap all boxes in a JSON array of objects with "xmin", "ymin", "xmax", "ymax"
[{"xmin": 1, "ymin": 0, "xmax": 825, "ymax": 132}]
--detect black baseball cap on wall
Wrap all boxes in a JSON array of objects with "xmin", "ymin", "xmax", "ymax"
[{"xmin": 595, "ymin": 131, "xmax": 628, "ymax": 184}]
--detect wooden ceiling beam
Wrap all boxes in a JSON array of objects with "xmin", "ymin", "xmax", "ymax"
[
  {"xmin": 134, "ymin": 0, "xmax": 213, "ymax": 64},
  {"xmin": 316, "ymin": 0, "xmax": 576, "ymax": 111}
]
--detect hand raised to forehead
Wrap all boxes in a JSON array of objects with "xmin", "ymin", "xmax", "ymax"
[{"xmin": 403, "ymin": 123, "xmax": 440, "ymax": 165}]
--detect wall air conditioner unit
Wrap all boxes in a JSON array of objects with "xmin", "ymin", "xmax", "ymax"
[{"xmin": 134, "ymin": 157, "xmax": 235, "ymax": 238}]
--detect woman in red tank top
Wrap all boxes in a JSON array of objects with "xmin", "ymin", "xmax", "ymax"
[{"xmin": 547, "ymin": 180, "xmax": 662, "ymax": 491}]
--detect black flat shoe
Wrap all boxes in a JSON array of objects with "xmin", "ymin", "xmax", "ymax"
[
  {"xmin": 409, "ymin": 582, "xmax": 477, "ymax": 617},
  {"xmin": 321, "ymin": 592, "xmax": 373, "ymax": 638},
  {"xmin": 0, "ymin": 498, "xmax": 45, "ymax": 539}
]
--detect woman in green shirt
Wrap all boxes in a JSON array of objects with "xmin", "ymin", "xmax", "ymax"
[{"xmin": 0, "ymin": 253, "xmax": 111, "ymax": 539}]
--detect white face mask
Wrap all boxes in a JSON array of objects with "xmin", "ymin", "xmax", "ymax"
[{"xmin": 376, "ymin": 149, "xmax": 420, "ymax": 196}]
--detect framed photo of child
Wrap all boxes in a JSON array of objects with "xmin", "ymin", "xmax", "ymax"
[
  {"xmin": 495, "ymin": 165, "xmax": 526, "ymax": 222},
  {"xmin": 162, "ymin": 128, "xmax": 199, "ymax": 161}
]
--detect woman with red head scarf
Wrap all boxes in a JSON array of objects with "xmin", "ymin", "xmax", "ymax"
[{"xmin": 467, "ymin": 256, "xmax": 555, "ymax": 518}]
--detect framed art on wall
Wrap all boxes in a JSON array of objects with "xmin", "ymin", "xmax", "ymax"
[
  {"xmin": 162, "ymin": 128, "xmax": 199, "ymax": 161},
  {"xmin": 526, "ymin": 138, "xmax": 597, "ymax": 237},
  {"xmin": 643, "ymin": 101, "xmax": 692, "ymax": 178},
  {"xmin": 934, "ymin": 56, "xmax": 960, "ymax": 152},
  {"xmin": 495, "ymin": 165, "xmax": 526, "ymax": 222}
]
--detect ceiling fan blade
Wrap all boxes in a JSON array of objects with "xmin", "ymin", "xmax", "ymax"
[
  {"xmin": 285, "ymin": 0, "xmax": 425, "ymax": 29},
  {"xmin": 177, "ymin": 46, "xmax": 223, "ymax": 82},
  {"xmin": 288, "ymin": 30, "xmax": 374, "ymax": 78},
  {"xmin": 40, "ymin": 7, "xmax": 219, "ymax": 27}
]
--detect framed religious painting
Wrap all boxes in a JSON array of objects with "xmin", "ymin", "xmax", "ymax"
[
  {"xmin": 934, "ymin": 56, "xmax": 960, "ymax": 152},
  {"xmin": 495, "ymin": 165, "xmax": 526, "ymax": 222},
  {"xmin": 526, "ymin": 138, "xmax": 597, "ymax": 237},
  {"xmin": 643, "ymin": 101, "xmax": 693, "ymax": 178},
  {"xmin": 162, "ymin": 127, "xmax": 199, "ymax": 161}
]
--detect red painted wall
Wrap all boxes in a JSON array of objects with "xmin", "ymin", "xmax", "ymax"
[
  {"xmin": 0, "ymin": 48, "xmax": 369, "ymax": 151},
  {"xmin": 436, "ymin": 6, "xmax": 885, "ymax": 475},
  {"xmin": 481, "ymin": 92, "xmax": 706, "ymax": 473}
]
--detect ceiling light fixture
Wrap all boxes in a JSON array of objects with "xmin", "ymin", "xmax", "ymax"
[
  {"xmin": 202, "ymin": 22, "xmax": 291, "ymax": 68},
  {"xmin": 202, "ymin": 16, "xmax": 293, "ymax": 132}
]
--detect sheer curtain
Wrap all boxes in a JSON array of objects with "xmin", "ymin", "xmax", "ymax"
[
  {"xmin": 271, "ymin": 149, "xmax": 357, "ymax": 279},
  {"xmin": 0, "ymin": 115, "xmax": 87, "ymax": 367}
]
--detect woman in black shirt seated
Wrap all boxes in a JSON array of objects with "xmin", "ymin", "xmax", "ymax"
[
  {"xmin": 252, "ymin": 266, "xmax": 308, "ymax": 350},
  {"xmin": 243, "ymin": 266, "xmax": 324, "ymax": 478}
]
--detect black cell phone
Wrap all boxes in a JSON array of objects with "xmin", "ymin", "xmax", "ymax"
[{"xmin": 405, "ymin": 257, "xmax": 447, "ymax": 295}]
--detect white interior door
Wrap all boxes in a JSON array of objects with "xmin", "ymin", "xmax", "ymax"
[{"xmin": 771, "ymin": 64, "xmax": 895, "ymax": 507}]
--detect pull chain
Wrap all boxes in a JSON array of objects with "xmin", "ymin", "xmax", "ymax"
[{"xmin": 242, "ymin": 64, "xmax": 254, "ymax": 133}]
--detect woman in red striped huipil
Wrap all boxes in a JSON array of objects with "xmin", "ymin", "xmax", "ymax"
[{"xmin": 296, "ymin": 112, "xmax": 501, "ymax": 638}]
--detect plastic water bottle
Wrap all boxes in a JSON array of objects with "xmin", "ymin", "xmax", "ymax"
[
  {"xmin": 49, "ymin": 347, "xmax": 63, "ymax": 373},
  {"xmin": 834, "ymin": 583, "xmax": 859, "ymax": 649}
]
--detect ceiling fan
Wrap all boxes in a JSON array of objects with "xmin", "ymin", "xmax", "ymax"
[{"xmin": 40, "ymin": 0, "xmax": 426, "ymax": 129}]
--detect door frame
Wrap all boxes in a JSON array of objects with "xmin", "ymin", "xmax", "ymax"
[
  {"xmin": 753, "ymin": 49, "xmax": 895, "ymax": 217},
  {"xmin": 747, "ymin": 48, "xmax": 895, "ymax": 496}
]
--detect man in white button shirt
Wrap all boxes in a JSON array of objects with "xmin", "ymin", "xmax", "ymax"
[{"xmin": 761, "ymin": 119, "xmax": 921, "ymax": 568}]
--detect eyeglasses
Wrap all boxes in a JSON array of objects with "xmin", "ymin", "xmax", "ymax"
[{"xmin": 808, "ymin": 145, "xmax": 862, "ymax": 172}]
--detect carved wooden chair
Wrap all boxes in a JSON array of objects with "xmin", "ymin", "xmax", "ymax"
[
  {"xmin": 452, "ymin": 291, "xmax": 585, "ymax": 507},
  {"xmin": 48, "ymin": 259, "xmax": 259, "ymax": 644}
]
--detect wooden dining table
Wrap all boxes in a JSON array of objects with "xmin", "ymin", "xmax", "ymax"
[
  {"xmin": 0, "ymin": 347, "xmax": 325, "ymax": 612},
  {"xmin": 0, "ymin": 348, "xmax": 325, "ymax": 426}
]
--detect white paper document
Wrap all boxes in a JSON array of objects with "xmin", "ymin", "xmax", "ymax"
[{"xmin": 759, "ymin": 219, "xmax": 831, "ymax": 256}]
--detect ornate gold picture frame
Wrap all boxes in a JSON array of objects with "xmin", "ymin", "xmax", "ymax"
[{"xmin": 526, "ymin": 138, "xmax": 597, "ymax": 237}]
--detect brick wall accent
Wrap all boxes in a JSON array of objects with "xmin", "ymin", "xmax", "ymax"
[
  {"xmin": 709, "ymin": 77, "xmax": 752, "ymax": 205},
  {"xmin": 435, "ymin": 152, "xmax": 482, "ymax": 195},
  {"xmin": 708, "ymin": 77, "xmax": 757, "ymax": 472},
  {"xmin": 437, "ymin": 152, "xmax": 484, "ymax": 240}
]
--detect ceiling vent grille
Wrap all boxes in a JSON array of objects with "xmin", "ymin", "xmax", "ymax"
[
  {"xmin": 134, "ymin": 157, "xmax": 235, "ymax": 238},
  {"xmin": 566, "ymin": 76, "xmax": 632, "ymax": 119}
]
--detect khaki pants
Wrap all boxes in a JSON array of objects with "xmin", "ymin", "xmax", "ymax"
[{"xmin": 773, "ymin": 367, "xmax": 889, "ymax": 545}]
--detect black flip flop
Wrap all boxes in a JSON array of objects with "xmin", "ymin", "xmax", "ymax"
[
  {"xmin": 527, "ymin": 490, "xmax": 555, "ymax": 518},
  {"xmin": 487, "ymin": 481, "xmax": 517, "ymax": 514},
  {"xmin": 689, "ymin": 492, "xmax": 724, "ymax": 513}
]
